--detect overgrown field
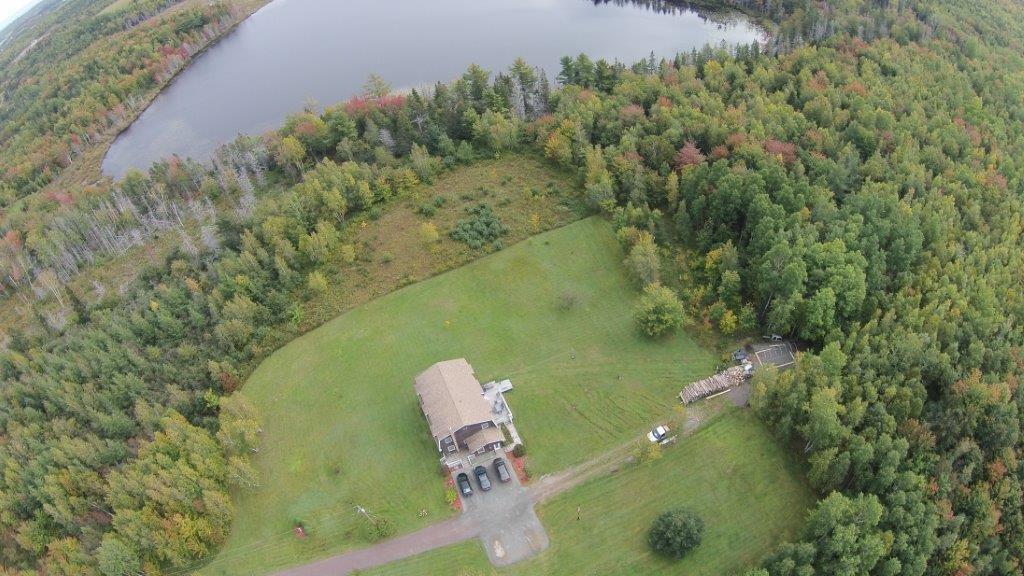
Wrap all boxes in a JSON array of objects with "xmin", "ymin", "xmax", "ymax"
[
  {"xmin": 365, "ymin": 409, "xmax": 814, "ymax": 576},
  {"xmin": 295, "ymin": 153, "xmax": 581, "ymax": 332},
  {"xmin": 200, "ymin": 217, "xmax": 718, "ymax": 575}
]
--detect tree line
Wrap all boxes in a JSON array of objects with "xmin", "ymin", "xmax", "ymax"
[
  {"xmin": 2, "ymin": 0, "xmax": 1024, "ymax": 573},
  {"xmin": 535, "ymin": 0, "xmax": 1024, "ymax": 573},
  {"xmin": 0, "ymin": 0, "xmax": 253, "ymax": 207}
]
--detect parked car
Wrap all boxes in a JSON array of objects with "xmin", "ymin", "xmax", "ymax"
[
  {"xmin": 764, "ymin": 333, "xmax": 783, "ymax": 341},
  {"xmin": 648, "ymin": 425, "xmax": 670, "ymax": 443},
  {"xmin": 731, "ymin": 348, "xmax": 749, "ymax": 362},
  {"xmin": 456, "ymin": 472, "xmax": 473, "ymax": 497},
  {"xmin": 474, "ymin": 465, "xmax": 492, "ymax": 491},
  {"xmin": 493, "ymin": 457, "xmax": 511, "ymax": 483}
]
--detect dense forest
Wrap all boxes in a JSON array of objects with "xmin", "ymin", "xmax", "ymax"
[
  {"xmin": 1, "ymin": 0, "xmax": 1024, "ymax": 574},
  {"xmin": 0, "ymin": 0, "xmax": 258, "ymax": 220}
]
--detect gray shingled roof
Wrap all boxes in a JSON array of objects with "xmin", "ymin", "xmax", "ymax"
[{"xmin": 414, "ymin": 359, "xmax": 493, "ymax": 441}]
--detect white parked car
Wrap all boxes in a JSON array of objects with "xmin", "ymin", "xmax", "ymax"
[{"xmin": 648, "ymin": 425, "xmax": 670, "ymax": 443}]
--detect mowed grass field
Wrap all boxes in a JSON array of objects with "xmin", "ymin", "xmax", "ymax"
[
  {"xmin": 365, "ymin": 409, "xmax": 814, "ymax": 576},
  {"xmin": 200, "ymin": 217, "xmax": 718, "ymax": 574}
]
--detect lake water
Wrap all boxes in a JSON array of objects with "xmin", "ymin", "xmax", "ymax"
[{"xmin": 102, "ymin": 0, "xmax": 760, "ymax": 177}]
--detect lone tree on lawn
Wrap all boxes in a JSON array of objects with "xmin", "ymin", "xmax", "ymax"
[
  {"xmin": 634, "ymin": 283, "xmax": 684, "ymax": 337},
  {"xmin": 649, "ymin": 507, "xmax": 704, "ymax": 559}
]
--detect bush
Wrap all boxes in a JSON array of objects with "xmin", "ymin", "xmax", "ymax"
[
  {"xmin": 449, "ymin": 204, "xmax": 507, "ymax": 249},
  {"xmin": 419, "ymin": 222, "xmax": 440, "ymax": 245},
  {"xmin": 636, "ymin": 441, "xmax": 662, "ymax": 464},
  {"xmin": 512, "ymin": 443, "xmax": 526, "ymax": 458},
  {"xmin": 634, "ymin": 283, "xmax": 685, "ymax": 337},
  {"xmin": 648, "ymin": 508, "xmax": 704, "ymax": 559},
  {"xmin": 339, "ymin": 244, "xmax": 357, "ymax": 263},
  {"xmin": 417, "ymin": 196, "xmax": 446, "ymax": 217},
  {"xmin": 370, "ymin": 516, "xmax": 394, "ymax": 540},
  {"xmin": 558, "ymin": 290, "xmax": 580, "ymax": 310},
  {"xmin": 307, "ymin": 271, "xmax": 328, "ymax": 294}
]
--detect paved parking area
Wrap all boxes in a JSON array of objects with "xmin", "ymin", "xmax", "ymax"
[
  {"xmin": 752, "ymin": 342, "xmax": 796, "ymax": 370},
  {"xmin": 458, "ymin": 453, "xmax": 549, "ymax": 566}
]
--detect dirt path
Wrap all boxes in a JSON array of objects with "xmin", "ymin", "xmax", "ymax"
[
  {"xmin": 271, "ymin": 515, "xmax": 479, "ymax": 576},
  {"xmin": 271, "ymin": 399, "xmax": 737, "ymax": 576}
]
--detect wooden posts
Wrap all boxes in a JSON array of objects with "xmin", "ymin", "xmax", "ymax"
[{"xmin": 678, "ymin": 366, "xmax": 744, "ymax": 404}]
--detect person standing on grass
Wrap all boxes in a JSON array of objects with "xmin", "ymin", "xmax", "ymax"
[{"xmin": 577, "ymin": 505, "xmax": 581, "ymax": 521}]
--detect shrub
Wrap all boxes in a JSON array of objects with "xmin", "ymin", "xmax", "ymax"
[
  {"xmin": 558, "ymin": 290, "xmax": 580, "ymax": 310},
  {"xmin": 339, "ymin": 244, "xmax": 357, "ymax": 263},
  {"xmin": 307, "ymin": 271, "xmax": 329, "ymax": 294},
  {"xmin": 370, "ymin": 516, "xmax": 394, "ymax": 540},
  {"xmin": 419, "ymin": 222, "xmax": 440, "ymax": 245},
  {"xmin": 636, "ymin": 441, "xmax": 663, "ymax": 464},
  {"xmin": 512, "ymin": 443, "xmax": 526, "ymax": 458},
  {"xmin": 445, "ymin": 487, "xmax": 457, "ymax": 505},
  {"xmin": 648, "ymin": 508, "xmax": 704, "ymax": 559},
  {"xmin": 455, "ymin": 140, "xmax": 475, "ymax": 164},
  {"xmin": 719, "ymin": 308, "xmax": 738, "ymax": 335},
  {"xmin": 634, "ymin": 283, "xmax": 685, "ymax": 337},
  {"xmin": 417, "ymin": 196, "xmax": 446, "ymax": 217},
  {"xmin": 449, "ymin": 204, "xmax": 507, "ymax": 249}
]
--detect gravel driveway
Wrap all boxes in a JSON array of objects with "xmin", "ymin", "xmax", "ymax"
[
  {"xmin": 271, "ymin": 515, "xmax": 478, "ymax": 576},
  {"xmin": 271, "ymin": 453, "xmax": 549, "ymax": 576},
  {"xmin": 460, "ymin": 460, "xmax": 549, "ymax": 566},
  {"xmin": 272, "ymin": 399, "xmax": 727, "ymax": 576}
]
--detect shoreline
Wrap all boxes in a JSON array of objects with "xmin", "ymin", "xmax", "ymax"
[{"xmin": 97, "ymin": 0, "xmax": 272, "ymax": 181}]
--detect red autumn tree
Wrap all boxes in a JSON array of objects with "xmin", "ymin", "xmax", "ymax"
[
  {"xmin": 764, "ymin": 139, "xmax": 798, "ymax": 164},
  {"xmin": 674, "ymin": 141, "xmax": 705, "ymax": 171}
]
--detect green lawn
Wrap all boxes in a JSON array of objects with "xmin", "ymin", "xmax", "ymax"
[
  {"xmin": 201, "ymin": 217, "xmax": 718, "ymax": 575},
  {"xmin": 365, "ymin": 409, "xmax": 814, "ymax": 576}
]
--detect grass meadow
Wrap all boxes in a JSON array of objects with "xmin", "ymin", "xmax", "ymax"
[
  {"xmin": 201, "ymin": 217, "xmax": 721, "ymax": 574},
  {"xmin": 365, "ymin": 409, "xmax": 813, "ymax": 576}
]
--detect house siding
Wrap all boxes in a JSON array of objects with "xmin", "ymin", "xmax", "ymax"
[
  {"xmin": 473, "ymin": 441, "xmax": 503, "ymax": 456},
  {"xmin": 454, "ymin": 420, "xmax": 494, "ymax": 450}
]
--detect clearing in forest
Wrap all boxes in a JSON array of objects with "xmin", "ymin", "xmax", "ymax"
[
  {"xmin": 363, "ymin": 409, "xmax": 814, "ymax": 576},
  {"xmin": 201, "ymin": 217, "xmax": 718, "ymax": 575}
]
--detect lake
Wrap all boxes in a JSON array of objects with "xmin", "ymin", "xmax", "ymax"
[{"xmin": 102, "ymin": 0, "xmax": 760, "ymax": 177}]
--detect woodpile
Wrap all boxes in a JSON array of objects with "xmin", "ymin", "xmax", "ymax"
[{"xmin": 678, "ymin": 366, "xmax": 745, "ymax": 404}]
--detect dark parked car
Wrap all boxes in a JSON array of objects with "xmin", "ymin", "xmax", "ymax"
[
  {"xmin": 473, "ymin": 465, "xmax": 492, "ymax": 491},
  {"xmin": 493, "ymin": 457, "xmax": 511, "ymax": 483},
  {"xmin": 456, "ymin": 472, "xmax": 473, "ymax": 497},
  {"xmin": 731, "ymin": 348, "xmax": 749, "ymax": 362}
]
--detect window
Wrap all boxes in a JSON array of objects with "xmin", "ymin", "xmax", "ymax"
[
  {"xmin": 447, "ymin": 444, "xmax": 456, "ymax": 453},
  {"xmin": 481, "ymin": 421, "xmax": 490, "ymax": 429}
]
